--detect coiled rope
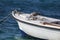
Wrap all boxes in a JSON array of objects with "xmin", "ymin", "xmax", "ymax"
[{"xmin": 0, "ymin": 13, "xmax": 11, "ymax": 24}]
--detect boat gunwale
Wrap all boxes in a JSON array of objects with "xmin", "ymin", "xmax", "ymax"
[{"xmin": 12, "ymin": 15, "xmax": 60, "ymax": 31}]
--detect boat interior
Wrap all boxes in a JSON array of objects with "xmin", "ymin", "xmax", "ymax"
[
  {"xmin": 27, "ymin": 12, "xmax": 60, "ymax": 27},
  {"xmin": 12, "ymin": 10, "xmax": 60, "ymax": 28}
]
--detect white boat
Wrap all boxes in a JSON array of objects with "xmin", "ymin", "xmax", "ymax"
[{"xmin": 12, "ymin": 10, "xmax": 60, "ymax": 40}]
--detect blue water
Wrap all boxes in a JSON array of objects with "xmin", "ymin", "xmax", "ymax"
[{"xmin": 0, "ymin": 0, "xmax": 60, "ymax": 40}]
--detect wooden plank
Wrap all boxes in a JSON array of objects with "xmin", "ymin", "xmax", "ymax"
[{"xmin": 43, "ymin": 22, "xmax": 60, "ymax": 27}]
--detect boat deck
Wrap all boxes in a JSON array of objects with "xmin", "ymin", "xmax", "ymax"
[{"xmin": 12, "ymin": 12, "xmax": 60, "ymax": 29}]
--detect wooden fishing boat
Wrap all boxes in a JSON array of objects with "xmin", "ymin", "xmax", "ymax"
[{"xmin": 12, "ymin": 10, "xmax": 60, "ymax": 40}]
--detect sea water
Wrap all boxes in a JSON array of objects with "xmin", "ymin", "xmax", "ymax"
[{"xmin": 0, "ymin": 0, "xmax": 60, "ymax": 40}]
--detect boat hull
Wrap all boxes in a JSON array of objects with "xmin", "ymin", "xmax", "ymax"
[{"xmin": 16, "ymin": 20, "xmax": 60, "ymax": 40}]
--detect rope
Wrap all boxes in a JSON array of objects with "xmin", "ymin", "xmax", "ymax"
[{"xmin": 0, "ymin": 13, "xmax": 11, "ymax": 24}]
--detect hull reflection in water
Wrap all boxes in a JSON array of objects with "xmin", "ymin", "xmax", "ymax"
[{"xmin": 12, "ymin": 10, "xmax": 60, "ymax": 40}]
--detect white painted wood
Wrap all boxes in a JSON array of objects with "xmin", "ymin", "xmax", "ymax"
[{"xmin": 12, "ymin": 11, "xmax": 60, "ymax": 40}]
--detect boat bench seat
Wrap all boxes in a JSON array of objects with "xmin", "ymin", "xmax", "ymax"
[
  {"xmin": 42, "ymin": 21, "xmax": 60, "ymax": 27},
  {"xmin": 51, "ymin": 21, "xmax": 60, "ymax": 24}
]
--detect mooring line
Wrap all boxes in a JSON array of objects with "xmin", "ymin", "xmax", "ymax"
[{"xmin": 0, "ymin": 13, "xmax": 11, "ymax": 24}]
